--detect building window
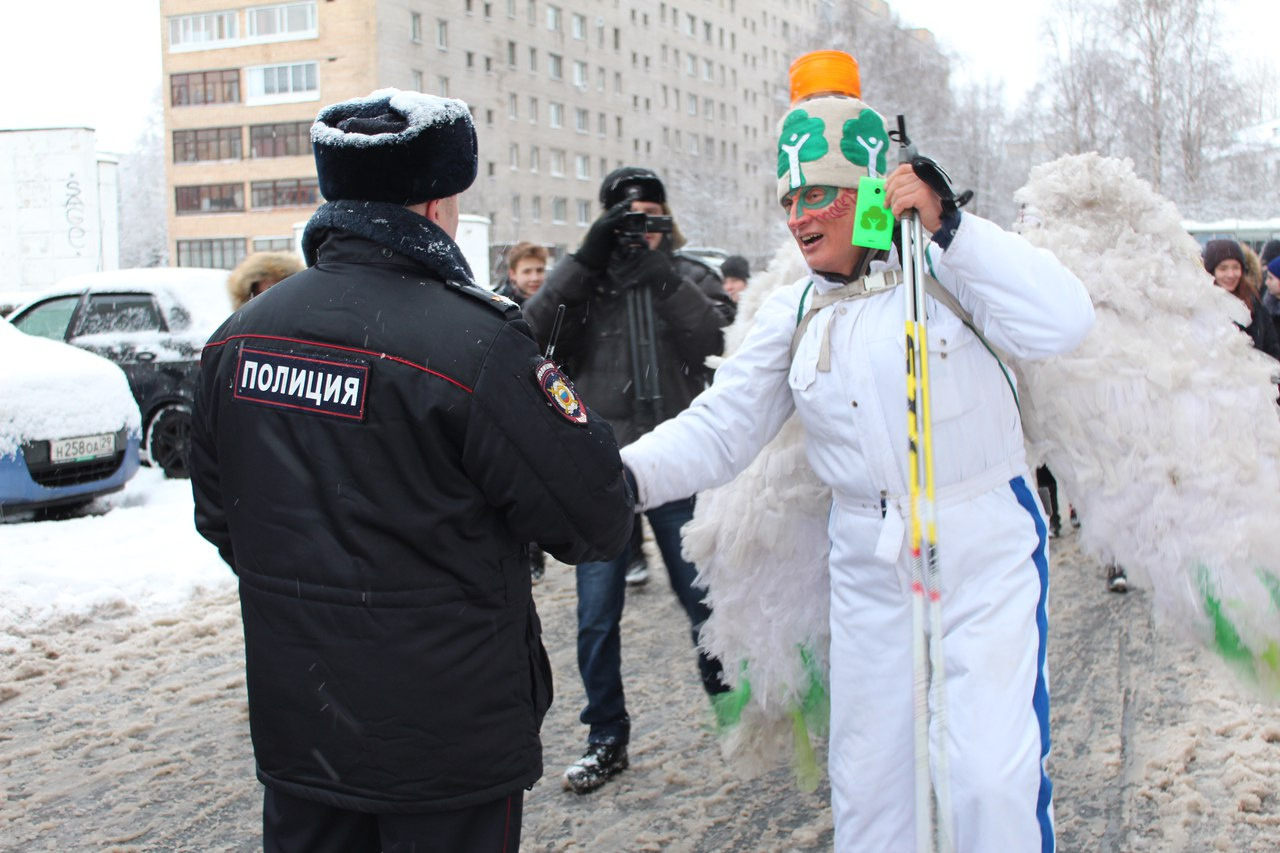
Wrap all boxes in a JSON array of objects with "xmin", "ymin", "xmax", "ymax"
[
  {"xmin": 576, "ymin": 199, "xmax": 591, "ymax": 225},
  {"xmin": 436, "ymin": 76, "xmax": 449, "ymax": 97},
  {"xmin": 249, "ymin": 122, "xmax": 312, "ymax": 158},
  {"xmin": 175, "ymin": 183, "xmax": 245, "ymax": 215},
  {"xmin": 253, "ymin": 236, "xmax": 294, "ymax": 252},
  {"xmin": 530, "ymin": 146, "xmax": 540, "ymax": 172},
  {"xmin": 251, "ymin": 178, "xmax": 320, "ymax": 209},
  {"xmin": 245, "ymin": 2, "xmax": 317, "ymax": 40},
  {"xmin": 178, "ymin": 238, "xmax": 246, "ymax": 269},
  {"xmin": 528, "ymin": 47, "xmax": 537, "ymax": 72},
  {"xmin": 548, "ymin": 102, "xmax": 563, "ymax": 128},
  {"xmin": 528, "ymin": 96, "xmax": 538, "ymax": 122},
  {"xmin": 436, "ymin": 19, "xmax": 448, "ymax": 49},
  {"xmin": 171, "ymin": 69, "xmax": 240, "ymax": 106},
  {"xmin": 550, "ymin": 149, "xmax": 565, "ymax": 176},
  {"xmin": 546, "ymin": 5, "xmax": 561, "ymax": 30},
  {"xmin": 552, "ymin": 197, "xmax": 567, "ymax": 224},
  {"xmin": 507, "ymin": 40, "xmax": 516, "ymax": 66},
  {"xmin": 687, "ymin": 93, "xmax": 697, "ymax": 115},
  {"xmin": 597, "ymin": 112, "xmax": 606, "ymax": 136},
  {"xmin": 411, "ymin": 12, "xmax": 422, "ymax": 42},
  {"xmin": 575, "ymin": 154, "xmax": 590, "ymax": 179},
  {"xmin": 245, "ymin": 62, "xmax": 318, "ymax": 105},
  {"xmin": 173, "ymin": 127, "xmax": 242, "ymax": 162},
  {"xmin": 508, "ymin": 93, "xmax": 518, "ymax": 118},
  {"xmin": 571, "ymin": 12, "xmax": 585, "ymax": 39},
  {"xmin": 574, "ymin": 107, "xmax": 589, "ymax": 133},
  {"xmin": 412, "ymin": 69, "xmax": 424, "ymax": 91},
  {"xmin": 531, "ymin": 196, "xmax": 542, "ymax": 222},
  {"xmin": 509, "ymin": 143, "xmax": 519, "ymax": 169},
  {"xmin": 548, "ymin": 53, "xmax": 563, "ymax": 80},
  {"xmin": 168, "ymin": 11, "xmax": 238, "ymax": 50},
  {"xmin": 573, "ymin": 60, "xmax": 588, "ymax": 88},
  {"xmin": 511, "ymin": 193, "xmax": 521, "ymax": 222}
]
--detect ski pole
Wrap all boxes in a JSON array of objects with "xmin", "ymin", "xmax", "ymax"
[{"xmin": 895, "ymin": 114, "xmax": 953, "ymax": 853}]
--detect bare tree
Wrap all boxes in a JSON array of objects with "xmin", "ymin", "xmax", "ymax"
[
  {"xmin": 1039, "ymin": 0, "xmax": 1131, "ymax": 158},
  {"xmin": 116, "ymin": 89, "xmax": 168, "ymax": 268},
  {"xmin": 1033, "ymin": 0, "xmax": 1263, "ymax": 218}
]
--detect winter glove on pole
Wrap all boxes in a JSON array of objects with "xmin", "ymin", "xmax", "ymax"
[{"xmin": 573, "ymin": 200, "xmax": 632, "ymax": 271}]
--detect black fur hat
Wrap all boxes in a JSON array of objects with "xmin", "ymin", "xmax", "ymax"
[
  {"xmin": 599, "ymin": 166, "xmax": 666, "ymax": 209},
  {"xmin": 1202, "ymin": 239, "xmax": 1245, "ymax": 275},
  {"xmin": 311, "ymin": 89, "xmax": 477, "ymax": 205}
]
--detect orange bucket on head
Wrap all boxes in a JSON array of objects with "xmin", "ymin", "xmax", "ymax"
[{"xmin": 789, "ymin": 50, "xmax": 861, "ymax": 103}]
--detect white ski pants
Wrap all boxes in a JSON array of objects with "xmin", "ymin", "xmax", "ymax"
[{"xmin": 828, "ymin": 475, "xmax": 1053, "ymax": 852}]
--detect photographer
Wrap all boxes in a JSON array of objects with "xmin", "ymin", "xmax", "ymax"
[{"xmin": 524, "ymin": 166, "xmax": 734, "ymax": 794}]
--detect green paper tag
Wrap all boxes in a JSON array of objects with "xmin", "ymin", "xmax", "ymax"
[{"xmin": 851, "ymin": 176, "xmax": 893, "ymax": 251}]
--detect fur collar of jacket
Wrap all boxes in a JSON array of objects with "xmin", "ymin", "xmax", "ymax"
[{"xmin": 301, "ymin": 200, "xmax": 475, "ymax": 286}]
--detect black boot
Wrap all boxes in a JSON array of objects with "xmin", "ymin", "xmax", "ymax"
[
  {"xmin": 563, "ymin": 740, "xmax": 629, "ymax": 794},
  {"xmin": 1106, "ymin": 564, "xmax": 1128, "ymax": 594}
]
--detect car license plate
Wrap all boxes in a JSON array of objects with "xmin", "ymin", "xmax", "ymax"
[{"xmin": 50, "ymin": 433, "xmax": 117, "ymax": 463}]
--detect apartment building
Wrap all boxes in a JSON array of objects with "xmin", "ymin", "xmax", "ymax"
[{"xmin": 160, "ymin": 0, "xmax": 878, "ymax": 276}]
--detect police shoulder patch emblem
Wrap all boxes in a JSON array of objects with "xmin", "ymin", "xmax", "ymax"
[{"xmin": 533, "ymin": 358, "xmax": 588, "ymax": 425}]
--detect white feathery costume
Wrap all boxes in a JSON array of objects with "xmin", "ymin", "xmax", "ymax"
[
  {"xmin": 1012, "ymin": 153, "xmax": 1280, "ymax": 680},
  {"xmin": 666, "ymin": 153, "xmax": 1280, "ymax": 823}
]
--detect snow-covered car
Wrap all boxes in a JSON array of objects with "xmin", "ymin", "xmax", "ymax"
[
  {"xmin": 7, "ymin": 268, "xmax": 233, "ymax": 479},
  {"xmin": 0, "ymin": 317, "xmax": 142, "ymax": 519}
]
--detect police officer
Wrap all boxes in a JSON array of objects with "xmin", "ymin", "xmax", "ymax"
[{"xmin": 191, "ymin": 89, "xmax": 634, "ymax": 853}]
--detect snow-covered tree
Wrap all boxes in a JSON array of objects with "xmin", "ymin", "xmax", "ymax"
[{"xmin": 116, "ymin": 89, "xmax": 168, "ymax": 269}]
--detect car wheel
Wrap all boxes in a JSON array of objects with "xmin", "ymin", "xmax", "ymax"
[{"xmin": 146, "ymin": 404, "xmax": 193, "ymax": 479}]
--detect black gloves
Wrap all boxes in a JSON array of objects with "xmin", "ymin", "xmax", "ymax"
[
  {"xmin": 573, "ymin": 200, "xmax": 632, "ymax": 271},
  {"xmin": 614, "ymin": 247, "xmax": 679, "ymax": 300}
]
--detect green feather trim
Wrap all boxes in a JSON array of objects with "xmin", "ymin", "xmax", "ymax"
[
  {"xmin": 790, "ymin": 708, "xmax": 820, "ymax": 792},
  {"xmin": 712, "ymin": 673, "xmax": 753, "ymax": 731}
]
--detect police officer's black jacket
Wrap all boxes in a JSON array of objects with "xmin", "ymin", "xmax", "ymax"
[
  {"xmin": 191, "ymin": 201, "xmax": 634, "ymax": 814},
  {"xmin": 524, "ymin": 247, "xmax": 735, "ymax": 447}
]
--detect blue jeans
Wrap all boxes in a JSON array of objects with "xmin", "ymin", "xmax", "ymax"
[{"xmin": 575, "ymin": 496, "xmax": 727, "ymax": 745}]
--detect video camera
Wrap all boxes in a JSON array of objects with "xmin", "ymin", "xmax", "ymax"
[{"xmin": 618, "ymin": 211, "xmax": 673, "ymax": 240}]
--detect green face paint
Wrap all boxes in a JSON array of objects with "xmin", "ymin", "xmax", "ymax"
[{"xmin": 782, "ymin": 186, "xmax": 858, "ymax": 227}]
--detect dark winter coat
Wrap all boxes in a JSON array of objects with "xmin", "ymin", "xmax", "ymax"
[
  {"xmin": 1239, "ymin": 295, "xmax": 1280, "ymax": 362},
  {"xmin": 523, "ymin": 247, "xmax": 734, "ymax": 446},
  {"xmin": 494, "ymin": 276, "xmax": 528, "ymax": 306},
  {"xmin": 191, "ymin": 201, "xmax": 634, "ymax": 814}
]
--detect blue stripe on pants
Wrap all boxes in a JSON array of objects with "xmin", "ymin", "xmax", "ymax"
[{"xmin": 1010, "ymin": 475, "xmax": 1055, "ymax": 853}]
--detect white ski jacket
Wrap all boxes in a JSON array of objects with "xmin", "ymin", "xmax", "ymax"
[{"xmin": 623, "ymin": 212, "xmax": 1094, "ymax": 525}]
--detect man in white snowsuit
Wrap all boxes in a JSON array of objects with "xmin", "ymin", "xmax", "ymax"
[{"xmin": 620, "ymin": 87, "xmax": 1094, "ymax": 850}]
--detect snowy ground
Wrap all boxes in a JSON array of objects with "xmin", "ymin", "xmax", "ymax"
[{"xmin": 1, "ymin": 469, "xmax": 1278, "ymax": 851}]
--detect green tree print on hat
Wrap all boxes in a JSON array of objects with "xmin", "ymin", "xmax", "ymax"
[
  {"xmin": 777, "ymin": 110, "xmax": 829, "ymax": 191},
  {"xmin": 840, "ymin": 109, "xmax": 889, "ymax": 179}
]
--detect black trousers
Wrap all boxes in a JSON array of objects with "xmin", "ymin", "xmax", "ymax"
[{"xmin": 263, "ymin": 787, "xmax": 523, "ymax": 853}]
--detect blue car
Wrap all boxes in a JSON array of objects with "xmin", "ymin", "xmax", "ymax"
[{"xmin": 0, "ymin": 317, "xmax": 142, "ymax": 519}]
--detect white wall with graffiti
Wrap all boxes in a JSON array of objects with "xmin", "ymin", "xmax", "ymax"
[{"xmin": 0, "ymin": 127, "xmax": 119, "ymax": 294}]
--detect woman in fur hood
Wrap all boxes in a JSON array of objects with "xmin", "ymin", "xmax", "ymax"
[{"xmin": 227, "ymin": 251, "xmax": 304, "ymax": 309}]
